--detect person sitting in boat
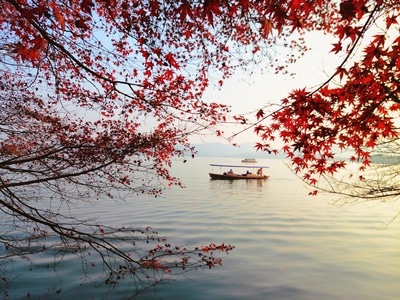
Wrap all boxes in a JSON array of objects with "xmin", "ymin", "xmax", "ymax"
[
  {"xmin": 227, "ymin": 169, "xmax": 234, "ymax": 175},
  {"xmin": 257, "ymin": 168, "xmax": 263, "ymax": 176}
]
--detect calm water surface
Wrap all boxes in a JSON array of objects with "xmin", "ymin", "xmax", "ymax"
[{"xmin": 2, "ymin": 158, "xmax": 400, "ymax": 299}]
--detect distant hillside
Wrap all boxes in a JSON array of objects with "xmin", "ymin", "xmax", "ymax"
[
  {"xmin": 189, "ymin": 143, "xmax": 400, "ymax": 163},
  {"xmin": 371, "ymin": 154, "xmax": 400, "ymax": 164},
  {"xmin": 190, "ymin": 142, "xmax": 284, "ymax": 159}
]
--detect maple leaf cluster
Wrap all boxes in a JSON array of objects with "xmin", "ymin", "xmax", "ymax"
[
  {"xmin": 252, "ymin": 0, "xmax": 400, "ymax": 189},
  {"xmin": 0, "ymin": 0, "xmax": 338, "ymax": 192}
]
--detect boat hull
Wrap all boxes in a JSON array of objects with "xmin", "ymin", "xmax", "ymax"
[{"xmin": 209, "ymin": 173, "xmax": 269, "ymax": 180}]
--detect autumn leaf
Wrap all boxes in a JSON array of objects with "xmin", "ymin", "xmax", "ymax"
[
  {"xmin": 260, "ymin": 18, "xmax": 273, "ymax": 38},
  {"xmin": 177, "ymin": 1, "xmax": 193, "ymax": 23},
  {"xmin": 51, "ymin": 4, "xmax": 65, "ymax": 31},
  {"xmin": 254, "ymin": 125, "xmax": 263, "ymax": 135},
  {"xmin": 331, "ymin": 42, "xmax": 342, "ymax": 54},
  {"xmin": 203, "ymin": 0, "xmax": 220, "ymax": 24},
  {"xmin": 256, "ymin": 109, "xmax": 265, "ymax": 120},
  {"xmin": 386, "ymin": 14, "xmax": 398, "ymax": 28},
  {"xmin": 165, "ymin": 53, "xmax": 180, "ymax": 69},
  {"xmin": 335, "ymin": 66, "xmax": 347, "ymax": 80}
]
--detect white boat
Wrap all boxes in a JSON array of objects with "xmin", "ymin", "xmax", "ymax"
[{"xmin": 241, "ymin": 158, "xmax": 257, "ymax": 163}]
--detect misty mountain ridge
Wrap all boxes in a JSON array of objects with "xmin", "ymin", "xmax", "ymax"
[
  {"xmin": 189, "ymin": 143, "xmax": 400, "ymax": 163},
  {"xmin": 190, "ymin": 142, "xmax": 284, "ymax": 158}
]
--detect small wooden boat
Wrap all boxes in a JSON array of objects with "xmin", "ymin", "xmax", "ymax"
[
  {"xmin": 209, "ymin": 164, "xmax": 269, "ymax": 180},
  {"xmin": 241, "ymin": 158, "xmax": 257, "ymax": 163}
]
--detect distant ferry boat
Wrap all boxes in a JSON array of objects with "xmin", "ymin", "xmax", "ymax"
[{"xmin": 241, "ymin": 158, "xmax": 257, "ymax": 163}]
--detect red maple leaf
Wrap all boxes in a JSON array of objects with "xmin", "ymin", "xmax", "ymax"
[
  {"xmin": 256, "ymin": 109, "xmax": 265, "ymax": 120},
  {"xmin": 331, "ymin": 42, "xmax": 342, "ymax": 54},
  {"xmin": 165, "ymin": 53, "xmax": 180, "ymax": 69}
]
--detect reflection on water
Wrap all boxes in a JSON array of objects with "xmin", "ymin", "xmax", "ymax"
[
  {"xmin": 209, "ymin": 177, "xmax": 267, "ymax": 193},
  {"xmin": 1, "ymin": 158, "xmax": 399, "ymax": 299}
]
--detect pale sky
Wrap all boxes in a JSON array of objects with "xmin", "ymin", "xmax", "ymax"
[{"xmin": 197, "ymin": 31, "xmax": 340, "ymax": 145}]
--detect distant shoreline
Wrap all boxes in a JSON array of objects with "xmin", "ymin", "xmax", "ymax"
[{"xmin": 188, "ymin": 142, "xmax": 284, "ymax": 159}]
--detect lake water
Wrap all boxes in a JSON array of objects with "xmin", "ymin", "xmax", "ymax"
[{"xmin": 2, "ymin": 157, "xmax": 400, "ymax": 299}]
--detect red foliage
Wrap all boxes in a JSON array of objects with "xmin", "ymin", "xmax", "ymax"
[
  {"xmin": 252, "ymin": 0, "xmax": 400, "ymax": 186},
  {"xmin": 2, "ymin": 0, "xmax": 332, "ymax": 188}
]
